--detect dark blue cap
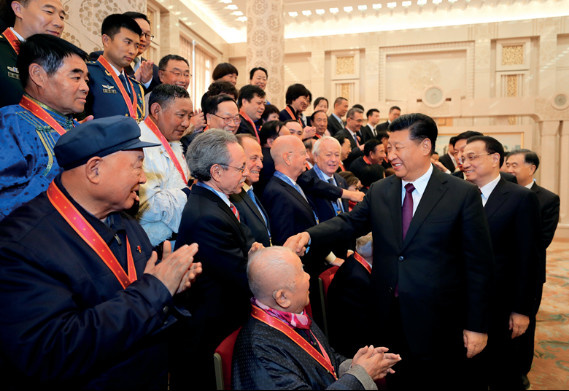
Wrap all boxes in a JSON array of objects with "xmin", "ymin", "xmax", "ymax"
[{"xmin": 55, "ymin": 116, "xmax": 160, "ymax": 170}]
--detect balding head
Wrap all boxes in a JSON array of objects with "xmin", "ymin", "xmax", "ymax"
[
  {"xmin": 271, "ymin": 135, "xmax": 307, "ymax": 181},
  {"xmin": 247, "ymin": 246, "xmax": 310, "ymax": 314}
]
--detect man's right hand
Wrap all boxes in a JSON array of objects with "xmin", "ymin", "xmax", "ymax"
[
  {"xmin": 342, "ymin": 189, "xmax": 364, "ymax": 202},
  {"xmin": 352, "ymin": 346, "xmax": 402, "ymax": 381},
  {"xmin": 190, "ymin": 110, "xmax": 206, "ymax": 132},
  {"xmin": 144, "ymin": 241, "xmax": 201, "ymax": 296},
  {"xmin": 284, "ymin": 232, "xmax": 311, "ymax": 256}
]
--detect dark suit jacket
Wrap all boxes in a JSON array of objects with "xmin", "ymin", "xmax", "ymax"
[
  {"xmin": 336, "ymin": 128, "xmax": 364, "ymax": 168},
  {"xmin": 348, "ymin": 156, "xmax": 385, "ymax": 188},
  {"xmin": 438, "ymin": 153, "xmax": 456, "ymax": 172},
  {"xmin": 376, "ymin": 121, "xmax": 390, "ymax": 132},
  {"xmin": 484, "ymin": 179, "xmax": 541, "ymax": 316},
  {"xmin": 301, "ymin": 168, "xmax": 350, "ymax": 223},
  {"xmin": 230, "ymin": 188, "xmax": 272, "ymax": 247},
  {"xmin": 327, "ymin": 114, "xmax": 344, "ymax": 136},
  {"xmin": 453, "ymin": 170, "xmax": 518, "ymax": 184},
  {"xmin": 236, "ymin": 114, "xmax": 258, "ymax": 138},
  {"xmin": 360, "ymin": 124, "xmax": 377, "ymax": 143},
  {"xmin": 174, "ymin": 185, "xmax": 255, "ymax": 373},
  {"xmin": 327, "ymin": 254, "xmax": 374, "ymax": 357},
  {"xmin": 531, "ymin": 182, "xmax": 560, "ymax": 251},
  {"xmin": 306, "ymin": 166, "xmax": 494, "ymax": 359}
]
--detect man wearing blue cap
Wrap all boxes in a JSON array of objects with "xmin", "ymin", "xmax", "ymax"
[
  {"xmin": 0, "ymin": 115, "xmax": 202, "ymax": 390},
  {"xmin": 0, "ymin": 33, "xmax": 87, "ymax": 221}
]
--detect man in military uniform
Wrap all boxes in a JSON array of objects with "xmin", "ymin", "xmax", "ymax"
[
  {"xmin": 0, "ymin": 0, "xmax": 65, "ymax": 108},
  {"xmin": 0, "ymin": 34, "xmax": 88, "ymax": 220},
  {"xmin": 83, "ymin": 13, "xmax": 145, "ymax": 120}
]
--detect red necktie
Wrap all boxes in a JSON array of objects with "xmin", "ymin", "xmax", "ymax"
[
  {"xmin": 402, "ymin": 183, "xmax": 415, "ymax": 240},
  {"xmin": 230, "ymin": 202, "xmax": 240, "ymax": 222}
]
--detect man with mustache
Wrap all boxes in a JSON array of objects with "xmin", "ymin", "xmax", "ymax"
[
  {"xmin": 137, "ymin": 84, "xmax": 193, "ymax": 249},
  {"xmin": 0, "ymin": 0, "xmax": 65, "ymax": 108},
  {"xmin": 83, "ymin": 14, "xmax": 145, "ymax": 120},
  {"xmin": 0, "ymin": 34, "xmax": 87, "ymax": 220},
  {"xmin": 0, "ymin": 115, "xmax": 202, "ymax": 390}
]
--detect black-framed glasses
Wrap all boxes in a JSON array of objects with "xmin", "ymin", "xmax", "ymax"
[
  {"xmin": 218, "ymin": 163, "xmax": 246, "ymax": 174},
  {"xmin": 141, "ymin": 33, "xmax": 155, "ymax": 40}
]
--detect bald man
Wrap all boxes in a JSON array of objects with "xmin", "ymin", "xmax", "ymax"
[{"xmin": 232, "ymin": 246, "xmax": 401, "ymax": 390}]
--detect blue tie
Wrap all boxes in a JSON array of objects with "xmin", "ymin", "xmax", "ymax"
[
  {"xmin": 247, "ymin": 188, "xmax": 269, "ymax": 228},
  {"xmin": 118, "ymin": 73, "xmax": 131, "ymax": 95}
]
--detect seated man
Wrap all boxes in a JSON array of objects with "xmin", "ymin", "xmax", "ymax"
[
  {"xmin": 232, "ymin": 246, "xmax": 401, "ymax": 390},
  {"xmin": 0, "ymin": 116, "xmax": 201, "ymax": 390},
  {"xmin": 349, "ymin": 139, "xmax": 386, "ymax": 189},
  {"xmin": 172, "ymin": 129, "xmax": 261, "ymax": 389},
  {"xmin": 0, "ymin": 34, "xmax": 87, "ymax": 220},
  {"xmin": 327, "ymin": 233, "xmax": 375, "ymax": 357},
  {"xmin": 137, "ymin": 84, "xmax": 192, "ymax": 248}
]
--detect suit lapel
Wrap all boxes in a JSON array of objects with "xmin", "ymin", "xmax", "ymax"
[
  {"xmin": 387, "ymin": 176, "xmax": 404, "ymax": 249},
  {"xmin": 275, "ymin": 177, "xmax": 316, "ymax": 223},
  {"xmin": 243, "ymin": 190, "xmax": 268, "ymax": 228},
  {"xmin": 484, "ymin": 179, "xmax": 508, "ymax": 220},
  {"xmin": 401, "ymin": 169, "xmax": 448, "ymax": 250}
]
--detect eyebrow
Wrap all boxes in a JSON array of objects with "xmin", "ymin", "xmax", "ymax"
[{"xmin": 44, "ymin": 4, "xmax": 68, "ymax": 17}]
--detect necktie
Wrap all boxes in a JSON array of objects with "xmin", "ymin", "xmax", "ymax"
[
  {"xmin": 230, "ymin": 202, "xmax": 240, "ymax": 222},
  {"xmin": 401, "ymin": 183, "xmax": 415, "ymax": 240},
  {"xmin": 247, "ymin": 189, "xmax": 268, "ymax": 227},
  {"xmin": 118, "ymin": 73, "xmax": 131, "ymax": 95},
  {"xmin": 328, "ymin": 178, "xmax": 344, "ymax": 214}
]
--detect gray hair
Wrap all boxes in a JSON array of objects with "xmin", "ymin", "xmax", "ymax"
[
  {"xmin": 347, "ymin": 107, "xmax": 364, "ymax": 119},
  {"xmin": 312, "ymin": 136, "xmax": 340, "ymax": 157},
  {"xmin": 356, "ymin": 232, "xmax": 373, "ymax": 258},
  {"xmin": 186, "ymin": 129, "xmax": 237, "ymax": 182},
  {"xmin": 247, "ymin": 246, "xmax": 297, "ymax": 298}
]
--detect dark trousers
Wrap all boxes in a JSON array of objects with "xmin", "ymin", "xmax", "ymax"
[{"xmin": 513, "ymin": 283, "xmax": 543, "ymax": 376}]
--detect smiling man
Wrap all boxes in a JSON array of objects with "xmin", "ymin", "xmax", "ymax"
[
  {"xmin": 0, "ymin": 34, "xmax": 88, "ymax": 220},
  {"xmin": 286, "ymin": 113, "xmax": 494, "ymax": 389},
  {"xmin": 0, "ymin": 0, "xmax": 65, "ymax": 107},
  {"xmin": 137, "ymin": 84, "xmax": 193, "ymax": 248},
  {"xmin": 84, "ymin": 13, "xmax": 145, "ymax": 120},
  {"xmin": 237, "ymin": 84, "xmax": 265, "ymax": 142}
]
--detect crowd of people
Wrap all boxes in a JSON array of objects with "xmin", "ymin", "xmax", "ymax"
[{"xmin": 0, "ymin": 2, "xmax": 562, "ymax": 390}]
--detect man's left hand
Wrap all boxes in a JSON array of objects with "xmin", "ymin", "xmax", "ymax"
[
  {"xmin": 136, "ymin": 61, "xmax": 154, "ymax": 84},
  {"xmin": 463, "ymin": 329, "xmax": 488, "ymax": 358},
  {"xmin": 509, "ymin": 312, "xmax": 530, "ymax": 338}
]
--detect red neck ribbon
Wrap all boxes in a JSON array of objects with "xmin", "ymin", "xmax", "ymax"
[
  {"xmin": 97, "ymin": 55, "xmax": 138, "ymax": 120},
  {"xmin": 2, "ymin": 28, "xmax": 20, "ymax": 54},
  {"xmin": 353, "ymin": 251, "xmax": 372, "ymax": 274},
  {"xmin": 19, "ymin": 95, "xmax": 69, "ymax": 136},
  {"xmin": 144, "ymin": 117, "xmax": 188, "ymax": 184}
]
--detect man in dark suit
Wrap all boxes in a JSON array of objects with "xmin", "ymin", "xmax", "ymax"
[
  {"xmin": 236, "ymin": 84, "xmax": 265, "ymax": 142},
  {"xmin": 360, "ymin": 108, "xmax": 381, "ymax": 143},
  {"xmin": 286, "ymin": 113, "xmax": 494, "ymax": 389},
  {"xmin": 505, "ymin": 149, "xmax": 560, "ymax": 386},
  {"xmin": 462, "ymin": 136, "xmax": 541, "ymax": 389},
  {"xmin": 328, "ymin": 97, "xmax": 348, "ymax": 136},
  {"xmin": 375, "ymin": 105, "xmax": 401, "ymax": 132},
  {"xmin": 172, "ymin": 130, "xmax": 261, "ymax": 390},
  {"xmin": 336, "ymin": 107, "xmax": 365, "ymax": 168},
  {"xmin": 349, "ymin": 139, "xmax": 386, "ymax": 189},
  {"xmin": 327, "ymin": 233, "xmax": 374, "ymax": 358},
  {"xmin": 439, "ymin": 136, "xmax": 457, "ymax": 172},
  {"xmin": 231, "ymin": 135, "xmax": 272, "ymax": 247}
]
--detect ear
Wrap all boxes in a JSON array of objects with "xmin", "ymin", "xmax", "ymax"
[
  {"xmin": 529, "ymin": 164, "xmax": 537, "ymax": 176},
  {"xmin": 283, "ymin": 152, "xmax": 292, "ymax": 166},
  {"xmin": 150, "ymin": 102, "xmax": 161, "ymax": 118},
  {"xmin": 491, "ymin": 153, "xmax": 500, "ymax": 167},
  {"xmin": 273, "ymin": 289, "xmax": 291, "ymax": 309},
  {"xmin": 101, "ymin": 34, "xmax": 111, "ymax": 49},
  {"xmin": 28, "ymin": 63, "xmax": 47, "ymax": 89},
  {"xmin": 422, "ymin": 139, "xmax": 432, "ymax": 156},
  {"xmin": 209, "ymin": 164, "xmax": 223, "ymax": 182},
  {"xmin": 11, "ymin": 1, "xmax": 23, "ymax": 19},
  {"xmin": 85, "ymin": 157, "xmax": 103, "ymax": 184},
  {"xmin": 158, "ymin": 69, "xmax": 165, "ymax": 83}
]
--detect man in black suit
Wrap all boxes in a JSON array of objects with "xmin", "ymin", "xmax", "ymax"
[
  {"xmin": 439, "ymin": 136, "xmax": 458, "ymax": 172},
  {"xmin": 505, "ymin": 149, "xmax": 560, "ymax": 386},
  {"xmin": 236, "ymin": 84, "xmax": 265, "ymax": 141},
  {"xmin": 327, "ymin": 97, "xmax": 348, "ymax": 136},
  {"xmin": 286, "ymin": 113, "xmax": 494, "ymax": 389},
  {"xmin": 349, "ymin": 139, "xmax": 386, "ymax": 189},
  {"xmin": 336, "ymin": 107, "xmax": 365, "ymax": 168},
  {"xmin": 360, "ymin": 108, "xmax": 381, "ymax": 143},
  {"xmin": 231, "ymin": 135, "xmax": 272, "ymax": 247},
  {"xmin": 375, "ymin": 105, "xmax": 401, "ymax": 132},
  {"xmin": 462, "ymin": 137, "xmax": 541, "ymax": 389},
  {"xmin": 171, "ymin": 130, "xmax": 261, "ymax": 390},
  {"xmin": 327, "ymin": 233, "xmax": 375, "ymax": 358}
]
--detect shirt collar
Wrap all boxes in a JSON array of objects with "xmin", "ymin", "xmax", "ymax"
[
  {"xmin": 195, "ymin": 181, "xmax": 231, "ymax": 207},
  {"xmin": 524, "ymin": 178, "xmax": 536, "ymax": 189},
  {"xmin": 242, "ymin": 183, "xmax": 252, "ymax": 192},
  {"xmin": 479, "ymin": 174, "xmax": 501, "ymax": 200},
  {"xmin": 402, "ymin": 164, "xmax": 433, "ymax": 196},
  {"xmin": 332, "ymin": 113, "xmax": 343, "ymax": 124},
  {"xmin": 10, "ymin": 27, "xmax": 24, "ymax": 42},
  {"xmin": 313, "ymin": 164, "xmax": 333, "ymax": 182},
  {"xmin": 274, "ymin": 170, "xmax": 298, "ymax": 187}
]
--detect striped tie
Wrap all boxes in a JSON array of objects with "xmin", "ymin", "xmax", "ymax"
[{"xmin": 230, "ymin": 202, "xmax": 240, "ymax": 222}]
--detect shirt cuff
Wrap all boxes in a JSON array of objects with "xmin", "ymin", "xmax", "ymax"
[{"xmin": 143, "ymin": 77, "xmax": 153, "ymax": 89}]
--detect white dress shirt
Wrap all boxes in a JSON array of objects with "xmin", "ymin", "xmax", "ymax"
[
  {"xmin": 401, "ymin": 164, "xmax": 434, "ymax": 216},
  {"xmin": 137, "ymin": 121, "xmax": 191, "ymax": 246},
  {"xmin": 479, "ymin": 175, "xmax": 501, "ymax": 207}
]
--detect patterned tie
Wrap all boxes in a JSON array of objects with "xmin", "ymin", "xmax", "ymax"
[
  {"xmin": 401, "ymin": 183, "xmax": 415, "ymax": 240},
  {"xmin": 328, "ymin": 178, "xmax": 344, "ymax": 214},
  {"xmin": 229, "ymin": 202, "xmax": 240, "ymax": 222}
]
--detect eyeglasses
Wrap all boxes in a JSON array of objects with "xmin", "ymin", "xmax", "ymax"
[
  {"xmin": 166, "ymin": 70, "xmax": 191, "ymax": 79},
  {"xmin": 212, "ymin": 114, "xmax": 241, "ymax": 125},
  {"xmin": 459, "ymin": 153, "xmax": 492, "ymax": 165},
  {"xmin": 141, "ymin": 33, "xmax": 155, "ymax": 40},
  {"xmin": 218, "ymin": 164, "xmax": 246, "ymax": 174}
]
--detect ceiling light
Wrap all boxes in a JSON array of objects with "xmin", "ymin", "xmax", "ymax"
[
  {"xmin": 372, "ymin": 3, "xmax": 382, "ymax": 9},
  {"xmin": 387, "ymin": 2, "xmax": 397, "ymax": 8},
  {"xmin": 231, "ymin": 11, "xmax": 243, "ymax": 16},
  {"xmin": 344, "ymin": 6, "xmax": 353, "ymax": 12},
  {"xmin": 449, "ymin": 0, "xmax": 458, "ymax": 3},
  {"xmin": 417, "ymin": 0, "xmax": 427, "ymax": 5},
  {"xmin": 402, "ymin": 1, "xmax": 412, "ymax": 6},
  {"xmin": 220, "ymin": 0, "xmax": 232, "ymax": 3},
  {"xmin": 302, "ymin": 10, "xmax": 312, "ymax": 16},
  {"xmin": 433, "ymin": 0, "xmax": 443, "ymax": 4},
  {"xmin": 358, "ymin": 5, "xmax": 368, "ymax": 11},
  {"xmin": 237, "ymin": 16, "xmax": 247, "ymax": 22},
  {"xmin": 289, "ymin": 11, "xmax": 298, "ymax": 17},
  {"xmin": 330, "ymin": 7, "xmax": 339, "ymax": 14},
  {"xmin": 225, "ymin": 4, "xmax": 237, "ymax": 10},
  {"xmin": 315, "ymin": 9, "xmax": 325, "ymax": 15}
]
